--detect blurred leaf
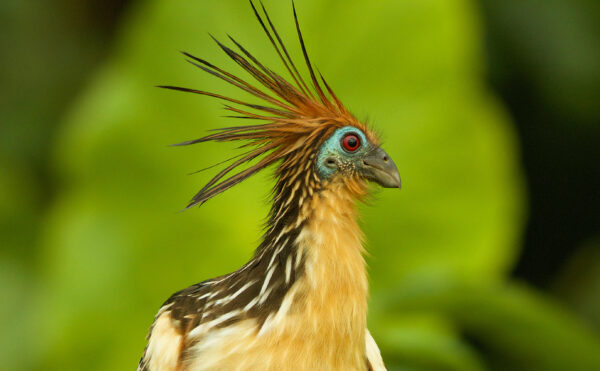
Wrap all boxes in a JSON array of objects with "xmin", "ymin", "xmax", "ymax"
[
  {"xmin": 482, "ymin": 0, "xmax": 600, "ymax": 124},
  {"xmin": 374, "ymin": 277, "xmax": 600, "ymax": 370},
  {"xmin": 553, "ymin": 238, "xmax": 600, "ymax": 331},
  {"xmin": 0, "ymin": 162, "xmax": 41, "ymax": 371},
  {"xmin": 0, "ymin": 258, "xmax": 40, "ymax": 371},
  {"xmin": 375, "ymin": 313, "xmax": 485, "ymax": 371}
]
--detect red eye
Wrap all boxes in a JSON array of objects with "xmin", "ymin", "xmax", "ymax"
[{"xmin": 342, "ymin": 133, "xmax": 361, "ymax": 152}]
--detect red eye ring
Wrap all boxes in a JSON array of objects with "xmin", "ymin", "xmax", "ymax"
[{"xmin": 342, "ymin": 133, "xmax": 361, "ymax": 152}]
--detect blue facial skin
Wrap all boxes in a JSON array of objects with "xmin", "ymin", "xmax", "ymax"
[{"xmin": 316, "ymin": 126, "xmax": 374, "ymax": 180}]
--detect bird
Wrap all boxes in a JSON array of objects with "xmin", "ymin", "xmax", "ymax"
[{"xmin": 138, "ymin": 1, "xmax": 400, "ymax": 370}]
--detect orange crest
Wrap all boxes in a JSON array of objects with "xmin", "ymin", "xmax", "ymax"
[{"xmin": 161, "ymin": 1, "xmax": 377, "ymax": 208}]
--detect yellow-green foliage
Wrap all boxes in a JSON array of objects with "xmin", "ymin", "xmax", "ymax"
[{"xmin": 2, "ymin": 0, "xmax": 598, "ymax": 370}]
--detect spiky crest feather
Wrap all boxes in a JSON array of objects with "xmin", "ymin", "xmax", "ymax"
[{"xmin": 160, "ymin": 0, "xmax": 376, "ymax": 208}]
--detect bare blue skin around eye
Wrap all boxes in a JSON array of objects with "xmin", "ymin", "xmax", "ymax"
[{"xmin": 316, "ymin": 126, "xmax": 371, "ymax": 180}]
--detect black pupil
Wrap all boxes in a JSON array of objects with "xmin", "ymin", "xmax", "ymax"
[{"xmin": 347, "ymin": 136, "xmax": 358, "ymax": 148}]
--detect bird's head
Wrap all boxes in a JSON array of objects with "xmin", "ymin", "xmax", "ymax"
[
  {"xmin": 316, "ymin": 126, "xmax": 400, "ymax": 189},
  {"xmin": 162, "ymin": 1, "xmax": 400, "ymax": 208}
]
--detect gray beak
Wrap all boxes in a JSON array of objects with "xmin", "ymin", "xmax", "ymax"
[{"xmin": 360, "ymin": 147, "xmax": 401, "ymax": 188}]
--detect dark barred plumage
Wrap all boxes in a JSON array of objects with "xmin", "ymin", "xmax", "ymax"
[
  {"xmin": 139, "ymin": 1, "xmax": 399, "ymax": 370},
  {"xmin": 157, "ymin": 160, "xmax": 315, "ymax": 333}
]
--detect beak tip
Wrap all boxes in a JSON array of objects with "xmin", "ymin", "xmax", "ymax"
[
  {"xmin": 395, "ymin": 176, "xmax": 402, "ymax": 189},
  {"xmin": 388, "ymin": 176, "xmax": 401, "ymax": 189}
]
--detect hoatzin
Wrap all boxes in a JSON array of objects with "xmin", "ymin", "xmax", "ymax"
[{"xmin": 139, "ymin": 1, "xmax": 400, "ymax": 370}]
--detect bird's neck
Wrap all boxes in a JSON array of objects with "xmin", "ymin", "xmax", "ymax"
[
  {"xmin": 295, "ymin": 182, "xmax": 369, "ymax": 323},
  {"xmin": 251, "ymin": 178, "xmax": 369, "ymax": 360},
  {"xmin": 258, "ymin": 173, "xmax": 369, "ymax": 300}
]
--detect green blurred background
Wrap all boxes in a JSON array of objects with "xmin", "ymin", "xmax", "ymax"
[{"xmin": 1, "ymin": 0, "xmax": 599, "ymax": 370}]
